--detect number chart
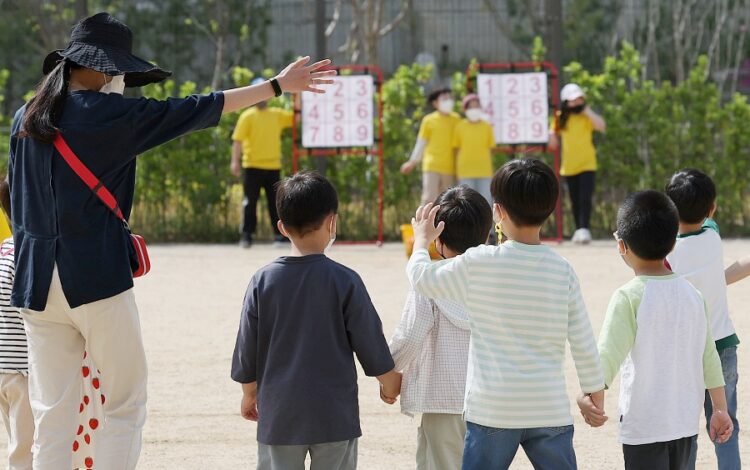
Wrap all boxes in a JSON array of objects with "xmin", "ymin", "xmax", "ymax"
[
  {"xmin": 477, "ymin": 72, "xmax": 549, "ymax": 145},
  {"xmin": 301, "ymin": 75, "xmax": 374, "ymax": 148}
]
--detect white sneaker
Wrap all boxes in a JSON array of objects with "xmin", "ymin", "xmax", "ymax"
[
  {"xmin": 580, "ymin": 228, "xmax": 592, "ymax": 244},
  {"xmin": 571, "ymin": 229, "xmax": 583, "ymax": 244}
]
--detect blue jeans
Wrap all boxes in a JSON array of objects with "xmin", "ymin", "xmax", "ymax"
[
  {"xmin": 462, "ymin": 422, "xmax": 576, "ymax": 470},
  {"xmin": 690, "ymin": 346, "xmax": 740, "ymax": 470}
]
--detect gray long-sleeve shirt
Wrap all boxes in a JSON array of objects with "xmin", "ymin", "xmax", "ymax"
[{"xmin": 231, "ymin": 254, "xmax": 394, "ymax": 445}]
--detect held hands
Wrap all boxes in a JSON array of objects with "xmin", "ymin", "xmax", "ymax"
[
  {"xmin": 241, "ymin": 393, "xmax": 259, "ymax": 422},
  {"xmin": 275, "ymin": 57, "xmax": 337, "ymax": 94},
  {"xmin": 411, "ymin": 203, "xmax": 444, "ymax": 252},
  {"xmin": 577, "ymin": 390, "xmax": 608, "ymax": 427},
  {"xmin": 379, "ymin": 371, "xmax": 402, "ymax": 405},
  {"xmin": 709, "ymin": 410, "xmax": 734, "ymax": 443}
]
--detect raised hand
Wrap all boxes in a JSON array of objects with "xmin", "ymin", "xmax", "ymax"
[
  {"xmin": 275, "ymin": 57, "xmax": 337, "ymax": 94},
  {"xmin": 411, "ymin": 203, "xmax": 444, "ymax": 250}
]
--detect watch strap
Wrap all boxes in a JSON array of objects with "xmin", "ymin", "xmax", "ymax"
[{"xmin": 270, "ymin": 78, "xmax": 283, "ymax": 97}]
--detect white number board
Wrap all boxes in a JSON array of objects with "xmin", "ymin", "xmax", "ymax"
[
  {"xmin": 301, "ymin": 75, "xmax": 374, "ymax": 148},
  {"xmin": 477, "ymin": 72, "xmax": 549, "ymax": 144}
]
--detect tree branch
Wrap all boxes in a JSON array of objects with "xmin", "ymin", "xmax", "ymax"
[{"xmin": 378, "ymin": 0, "xmax": 410, "ymax": 36}]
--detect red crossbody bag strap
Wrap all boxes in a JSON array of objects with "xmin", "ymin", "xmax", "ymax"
[{"xmin": 52, "ymin": 133, "xmax": 125, "ymax": 221}]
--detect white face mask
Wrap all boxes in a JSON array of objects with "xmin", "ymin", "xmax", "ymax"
[
  {"xmin": 437, "ymin": 99, "xmax": 454, "ymax": 114},
  {"xmin": 325, "ymin": 217, "xmax": 336, "ymax": 252},
  {"xmin": 466, "ymin": 108, "xmax": 484, "ymax": 122},
  {"xmin": 100, "ymin": 74, "xmax": 125, "ymax": 95}
]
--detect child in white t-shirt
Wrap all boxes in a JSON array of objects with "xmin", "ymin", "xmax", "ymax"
[
  {"xmin": 579, "ymin": 190, "xmax": 733, "ymax": 469},
  {"xmin": 665, "ymin": 169, "xmax": 741, "ymax": 468}
]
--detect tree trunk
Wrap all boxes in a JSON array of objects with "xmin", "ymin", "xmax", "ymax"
[{"xmin": 544, "ymin": 0, "xmax": 564, "ymax": 73}]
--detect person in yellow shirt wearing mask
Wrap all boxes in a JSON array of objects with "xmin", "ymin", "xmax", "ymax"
[
  {"xmin": 548, "ymin": 83, "xmax": 606, "ymax": 244},
  {"xmin": 231, "ymin": 78, "xmax": 294, "ymax": 247},
  {"xmin": 400, "ymin": 88, "xmax": 461, "ymax": 205},
  {"xmin": 452, "ymin": 94, "xmax": 495, "ymax": 205}
]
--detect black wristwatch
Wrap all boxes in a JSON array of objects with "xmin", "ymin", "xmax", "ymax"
[{"xmin": 270, "ymin": 78, "xmax": 283, "ymax": 97}]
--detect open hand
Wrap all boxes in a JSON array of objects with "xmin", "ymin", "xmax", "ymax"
[
  {"xmin": 241, "ymin": 394, "xmax": 259, "ymax": 421},
  {"xmin": 576, "ymin": 392, "xmax": 607, "ymax": 427},
  {"xmin": 411, "ymin": 203, "xmax": 444, "ymax": 250},
  {"xmin": 275, "ymin": 57, "xmax": 337, "ymax": 94},
  {"xmin": 709, "ymin": 410, "xmax": 733, "ymax": 443}
]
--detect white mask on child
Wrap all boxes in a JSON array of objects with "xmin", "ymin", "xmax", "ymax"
[
  {"xmin": 100, "ymin": 74, "xmax": 125, "ymax": 95},
  {"xmin": 325, "ymin": 217, "xmax": 336, "ymax": 252},
  {"xmin": 437, "ymin": 99, "xmax": 454, "ymax": 114},
  {"xmin": 466, "ymin": 108, "xmax": 484, "ymax": 122}
]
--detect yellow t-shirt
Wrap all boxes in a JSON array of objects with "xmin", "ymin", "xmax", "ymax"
[
  {"xmin": 232, "ymin": 107, "xmax": 294, "ymax": 170},
  {"xmin": 418, "ymin": 111, "xmax": 461, "ymax": 175},
  {"xmin": 553, "ymin": 112, "xmax": 597, "ymax": 176},
  {"xmin": 0, "ymin": 214, "xmax": 10, "ymax": 241},
  {"xmin": 452, "ymin": 119, "xmax": 495, "ymax": 179}
]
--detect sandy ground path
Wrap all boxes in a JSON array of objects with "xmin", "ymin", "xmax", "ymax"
[{"xmin": 3, "ymin": 241, "xmax": 748, "ymax": 469}]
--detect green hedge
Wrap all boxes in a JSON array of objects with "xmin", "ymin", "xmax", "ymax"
[{"xmin": 2, "ymin": 43, "xmax": 749, "ymax": 241}]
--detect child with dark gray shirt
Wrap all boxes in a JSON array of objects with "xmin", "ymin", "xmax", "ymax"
[{"xmin": 231, "ymin": 171, "xmax": 401, "ymax": 470}]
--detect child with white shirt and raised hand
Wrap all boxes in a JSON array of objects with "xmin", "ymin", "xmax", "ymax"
[
  {"xmin": 664, "ymin": 169, "xmax": 742, "ymax": 468},
  {"xmin": 579, "ymin": 190, "xmax": 732, "ymax": 470},
  {"xmin": 390, "ymin": 185, "xmax": 493, "ymax": 470},
  {"xmin": 408, "ymin": 158, "xmax": 605, "ymax": 470}
]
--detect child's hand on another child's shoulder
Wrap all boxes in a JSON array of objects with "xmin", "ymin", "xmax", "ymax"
[
  {"xmin": 411, "ymin": 203, "xmax": 445, "ymax": 251},
  {"xmin": 576, "ymin": 391, "xmax": 608, "ymax": 427},
  {"xmin": 709, "ymin": 410, "xmax": 733, "ymax": 443}
]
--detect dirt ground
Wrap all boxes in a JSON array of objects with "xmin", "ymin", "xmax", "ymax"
[{"xmin": 3, "ymin": 240, "xmax": 748, "ymax": 469}]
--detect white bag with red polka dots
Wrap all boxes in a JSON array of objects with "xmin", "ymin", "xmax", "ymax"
[{"xmin": 72, "ymin": 351, "xmax": 105, "ymax": 470}]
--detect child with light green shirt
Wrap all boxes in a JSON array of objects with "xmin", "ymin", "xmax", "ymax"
[{"xmin": 578, "ymin": 190, "xmax": 733, "ymax": 470}]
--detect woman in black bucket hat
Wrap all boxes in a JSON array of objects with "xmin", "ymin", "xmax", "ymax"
[{"xmin": 6, "ymin": 12, "xmax": 334, "ymax": 469}]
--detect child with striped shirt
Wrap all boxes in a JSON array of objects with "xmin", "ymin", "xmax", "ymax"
[{"xmin": 407, "ymin": 158, "xmax": 605, "ymax": 469}]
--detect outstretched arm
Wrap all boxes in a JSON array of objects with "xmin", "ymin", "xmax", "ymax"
[
  {"xmin": 222, "ymin": 57, "xmax": 336, "ymax": 114},
  {"xmin": 726, "ymin": 255, "xmax": 750, "ymax": 285}
]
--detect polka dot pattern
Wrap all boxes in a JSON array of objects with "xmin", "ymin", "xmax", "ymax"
[{"xmin": 72, "ymin": 351, "xmax": 104, "ymax": 470}]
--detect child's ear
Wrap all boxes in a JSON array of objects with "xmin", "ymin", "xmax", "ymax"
[
  {"xmin": 617, "ymin": 239, "xmax": 627, "ymax": 256},
  {"xmin": 277, "ymin": 220, "xmax": 290, "ymax": 238},
  {"xmin": 709, "ymin": 201, "xmax": 718, "ymax": 219}
]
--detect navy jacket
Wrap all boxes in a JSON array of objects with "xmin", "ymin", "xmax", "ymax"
[{"xmin": 9, "ymin": 90, "xmax": 224, "ymax": 310}]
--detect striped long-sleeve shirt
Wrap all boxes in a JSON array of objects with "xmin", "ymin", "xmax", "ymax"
[
  {"xmin": 407, "ymin": 241, "xmax": 604, "ymax": 428},
  {"xmin": 0, "ymin": 239, "xmax": 27, "ymax": 374}
]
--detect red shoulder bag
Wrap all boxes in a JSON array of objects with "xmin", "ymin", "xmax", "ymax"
[{"xmin": 53, "ymin": 134, "xmax": 151, "ymax": 278}]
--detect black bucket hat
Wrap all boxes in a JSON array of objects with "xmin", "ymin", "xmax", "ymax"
[{"xmin": 42, "ymin": 12, "xmax": 171, "ymax": 87}]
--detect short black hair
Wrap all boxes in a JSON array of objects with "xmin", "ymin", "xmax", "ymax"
[
  {"xmin": 276, "ymin": 171, "xmax": 338, "ymax": 235},
  {"xmin": 434, "ymin": 186, "xmax": 493, "ymax": 254},
  {"xmin": 427, "ymin": 87, "xmax": 451, "ymax": 104},
  {"xmin": 617, "ymin": 190, "xmax": 679, "ymax": 260},
  {"xmin": 665, "ymin": 169, "xmax": 716, "ymax": 224},
  {"xmin": 490, "ymin": 158, "xmax": 558, "ymax": 226}
]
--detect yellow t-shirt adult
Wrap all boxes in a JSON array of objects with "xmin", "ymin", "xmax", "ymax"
[
  {"xmin": 452, "ymin": 119, "xmax": 495, "ymax": 179},
  {"xmin": 418, "ymin": 111, "xmax": 461, "ymax": 175},
  {"xmin": 553, "ymin": 112, "xmax": 597, "ymax": 176},
  {"xmin": 232, "ymin": 107, "xmax": 294, "ymax": 170}
]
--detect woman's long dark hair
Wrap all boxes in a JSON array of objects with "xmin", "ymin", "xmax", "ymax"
[
  {"xmin": 19, "ymin": 59, "xmax": 80, "ymax": 143},
  {"xmin": 559, "ymin": 101, "xmax": 572, "ymax": 131}
]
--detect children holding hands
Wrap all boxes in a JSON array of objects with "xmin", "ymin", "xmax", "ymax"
[
  {"xmin": 579, "ymin": 190, "xmax": 733, "ymax": 470},
  {"xmin": 389, "ymin": 185, "xmax": 493, "ymax": 470},
  {"xmin": 231, "ymin": 172, "xmax": 400, "ymax": 470},
  {"xmin": 408, "ymin": 159, "xmax": 605, "ymax": 469}
]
